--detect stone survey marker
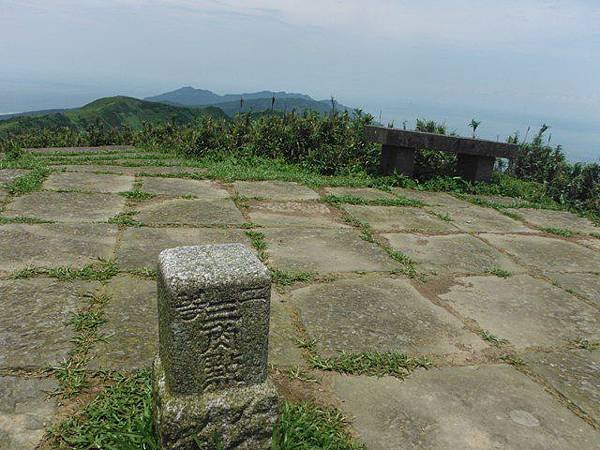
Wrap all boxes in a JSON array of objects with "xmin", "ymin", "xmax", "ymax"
[{"xmin": 153, "ymin": 244, "xmax": 279, "ymax": 450}]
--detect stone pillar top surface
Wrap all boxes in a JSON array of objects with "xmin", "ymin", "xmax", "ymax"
[{"xmin": 159, "ymin": 244, "xmax": 270, "ymax": 293}]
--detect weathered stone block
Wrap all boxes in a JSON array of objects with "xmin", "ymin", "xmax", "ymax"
[
  {"xmin": 153, "ymin": 356, "xmax": 279, "ymax": 450},
  {"xmin": 154, "ymin": 244, "xmax": 279, "ymax": 449}
]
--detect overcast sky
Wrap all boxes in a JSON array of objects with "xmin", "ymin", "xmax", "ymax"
[{"xmin": 1, "ymin": 0, "xmax": 599, "ymax": 161}]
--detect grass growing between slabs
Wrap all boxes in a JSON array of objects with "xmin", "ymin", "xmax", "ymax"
[
  {"xmin": 11, "ymin": 260, "xmax": 119, "ymax": 282},
  {"xmin": 310, "ymin": 351, "xmax": 432, "ymax": 379},
  {"xmin": 50, "ymin": 370, "xmax": 363, "ymax": 450}
]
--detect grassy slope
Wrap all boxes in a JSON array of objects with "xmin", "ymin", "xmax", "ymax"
[{"xmin": 0, "ymin": 96, "xmax": 228, "ymax": 135}]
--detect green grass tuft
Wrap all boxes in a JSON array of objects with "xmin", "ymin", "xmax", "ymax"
[
  {"xmin": 4, "ymin": 165, "xmax": 50, "ymax": 195},
  {"xmin": 119, "ymin": 189, "xmax": 156, "ymax": 200},
  {"xmin": 310, "ymin": 351, "xmax": 431, "ymax": 378},
  {"xmin": 322, "ymin": 194, "xmax": 423, "ymax": 208},
  {"xmin": 271, "ymin": 269, "xmax": 316, "ymax": 286},
  {"xmin": 245, "ymin": 230, "xmax": 268, "ymax": 261},
  {"xmin": 541, "ymin": 227, "xmax": 574, "ymax": 238},
  {"xmin": 480, "ymin": 330, "xmax": 509, "ymax": 347},
  {"xmin": 572, "ymin": 338, "xmax": 599, "ymax": 351},
  {"xmin": 486, "ymin": 267, "xmax": 512, "ymax": 278},
  {"xmin": 273, "ymin": 402, "xmax": 365, "ymax": 450},
  {"xmin": 109, "ymin": 211, "xmax": 144, "ymax": 227},
  {"xmin": 50, "ymin": 370, "xmax": 157, "ymax": 449},
  {"xmin": 0, "ymin": 215, "xmax": 53, "ymax": 225},
  {"xmin": 12, "ymin": 260, "xmax": 118, "ymax": 282}
]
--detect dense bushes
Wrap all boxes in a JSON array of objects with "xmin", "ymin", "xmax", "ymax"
[
  {"xmin": 2, "ymin": 111, "xmax": 598, "ymax": 215},
  {"xmin": 135, "ymin": 111, "xmax": 380, "ymax": 175},
  {"xmin": 507, "ymin": 127, "xmax": 599, "ymax": 213}
]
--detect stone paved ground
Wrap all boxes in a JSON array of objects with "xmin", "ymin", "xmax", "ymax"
[{"xmin": 1, "ymin": 146, "xmax": 599, "ymax": 449}]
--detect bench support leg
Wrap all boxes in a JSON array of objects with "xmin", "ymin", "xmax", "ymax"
[
  {"xmin": 456, "ymin": 154, "xmax": 495, "ymax": 182},
  {"xmin": 380, "ymin": 145, "xmax": 415, "ymax": 177}
]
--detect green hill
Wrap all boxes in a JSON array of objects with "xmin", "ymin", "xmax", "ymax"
[{"xmin": 0, "ymin": 96, "xmax": 227, "ymax": 136}]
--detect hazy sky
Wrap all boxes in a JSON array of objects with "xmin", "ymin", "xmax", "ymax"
[{"xmin": 1, "ymin": 0, "xmax": 599, "ymax": 161}]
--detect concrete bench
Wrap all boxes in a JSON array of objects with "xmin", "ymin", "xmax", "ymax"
[{"xmin": 365, "ymin": 125, "xmax": 519, "ymax": 182}]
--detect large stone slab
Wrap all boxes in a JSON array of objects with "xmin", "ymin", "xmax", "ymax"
[
  {"xmin": 233, "ymin": 181, "xmax": 319, "ymax": 201},
  {"xmin": 507, "ymin": 208, "xmax": 599, "ymax": 234},
  {"xmin": 483, "ymin": 234, "xmax": 600, "ymax": 272},
  {"xmin": 323, "ymin": 186, "xmax": 396, "ymax": 201},
  {"xmin": 133, "ymin": 166, "xmax": 207, "ymax": 176},
  {"xmin": 427, "ymin": 204, "xmax": 533, "ymax": 233},
  {"xmin": 56, "ymin": 164, "xmax": 138, "ymax": 175},
  {"xmin": 0, "ymin": 224, "xmax": 118, "ymax": 273},
  {"xmin": 43, "ymin": 172, "xmax": 135, "ymax": 193},
  {"xmin": 0, "ymin": 169, "xmax": 30, "ymax": 184},
  {"xmin": 139, "ymin": 177, "xmax": 229, "ymax": 199},
  {"xmin": 393, "ymin": 188, "xmax": 471, "ymax": 207},
  {"xmin": 135, "ymin": 198, "xmax": 244, "ymax": 226},
  {"xmin": 0, "ymin": 279, "xmax": 99, "ymax": 368},
  {"xmin": 333, "ymin": 365, "xmax": 599, "ymax": 450},
  {"xmin": 247, "ymin": 201, "xmax": 349, "ymax": 228},
  {"xmin": 0, "ymin": 188, "xmax": 8, "ymax": 203},
  {"xmin": 343, "ymin": 205, "xmax": 457, "ymax": 232},
  {"xmin": 268, "ymin": 291, "xmax": 304, "ymax": 367},
  {"xmin": 545, "ymin": 272, "xmax": 600, "ymax": 306},
  {"xmin": 523, "ymin": 350, "xmax": 600, "ymax": 423},
  {"xmin": 0, "ymin": 376, "xmax": 59, "ymax": 450},
  {"xmin": 90, "ymin": 275, "xmax": 158, "ymax": 371},
  {"xmin": 4, "ymin": 191, "xmax": 126, "ymax": 223},
  {"xmin": 290, "ymin": 277, "xmax": 485, "ymax": 358},
  {"xmin": 263, "ymin": 228, "xmax": 400, "ymax": 273},
  {"xmin": 439, "ymin": 275, "xmax": 599, "ymax": 349},
  {"xmin": 383, "ymin": 233, "xmax": 521, "ymax": 275},
  {"xmin": 117, "ymin": 227, "xmax": 252, "ymax": 270}
]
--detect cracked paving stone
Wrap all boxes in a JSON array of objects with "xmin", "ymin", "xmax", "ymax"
[
  {"xmin": 89, "ymin": 275, "xmax": 158, "ymax": 371},
  {"xmin": 117, "ymin": 227, "xmax": 253, "ymax": 270},
  {"xmin": 522, "ymin": 349, "xmax": 600, "ymax": 423},
  {"xmin": 4, "ymin": 191, "xmax": 126, "ymax": 223},
  {"xmin": 268, "ymin": 291, "xmax": 304, "ymax": 368},
  {"xmin": 322, "ymin": 186, "xmax": 396, "ymax": 201},
  {"xmin": 382, "ymin": 233, "xmax": 522, "ymax": 275},
  {"xmin": 289, "ymin": 277, "xmax": 486, "ymax": 358},
  {"xmin": 138, "ymin": 177, "xmax": 229, "ymax": 199},
  {"xmin": 0, "ymin": 278, "xmax": 100, "ymax": 368},
  {"xmin": 134, "ymin": 198, "xmax": 244, "ymax": 226},
  {"xmin": 233, "ymin": 180, "xmax": 319, "ymax": 201},
  {"xmin": 263, "ymin": 228, "xmax": 400, "ymax": 273},
  {"xmin": 343, "ymin": 205, "xmax": 457, "ymax": 233},
  {"xmin": 332, "ymin": 365, "xmax": 600, "ymax": 450},
  {"xmin": 506, "ymin": 208, "xmax": 599, "ymax": 234},
  {"xmin": 0, "ymin": 376, "xmax": 59, "ymax": 450},
  {"xmin": 43, "ymin": 172, "xmax": 135, "ymax": 193},
  {"xmin": 438, "ymin": 274, "xmax": 599, "ymax": 349},
  {"xmin": 427, "ymin": 204, "xmax": 533, "ymax": 233},
  {"xmin": 392, "ymin": 188, "xmax": 472, "ymax": 207},
  {"xmin": 482, "ymin": 233, "xmax": 600, "ymax": 272},
  {"xmin": 0, "ymin": 223, "xmax": 118, "ymax": 273},
  {"xmin": 544, "ymin": 272, "xmax": 600, "ymax": 307},
  {"xmin": 247, "ymin": 201, "xmax": 350, "ymax": 228}
]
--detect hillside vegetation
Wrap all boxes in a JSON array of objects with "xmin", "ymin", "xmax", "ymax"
[
  {"xmin": 0, "ymin": 96, "xmax": 226, "ymax": 137},
  {"xmin": 1, "ymin": 107, "xmax": 598, "ymax": 217}
]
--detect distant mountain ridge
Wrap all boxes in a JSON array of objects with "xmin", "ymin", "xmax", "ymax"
[{"xmin": 145, "ymin": 86, "xmax": 350, "ymax": 115}]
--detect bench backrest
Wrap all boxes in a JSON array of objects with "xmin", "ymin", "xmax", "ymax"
[{"xmin": 366, "ymin": 125, "xmax": 518, "ymax": 159}]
